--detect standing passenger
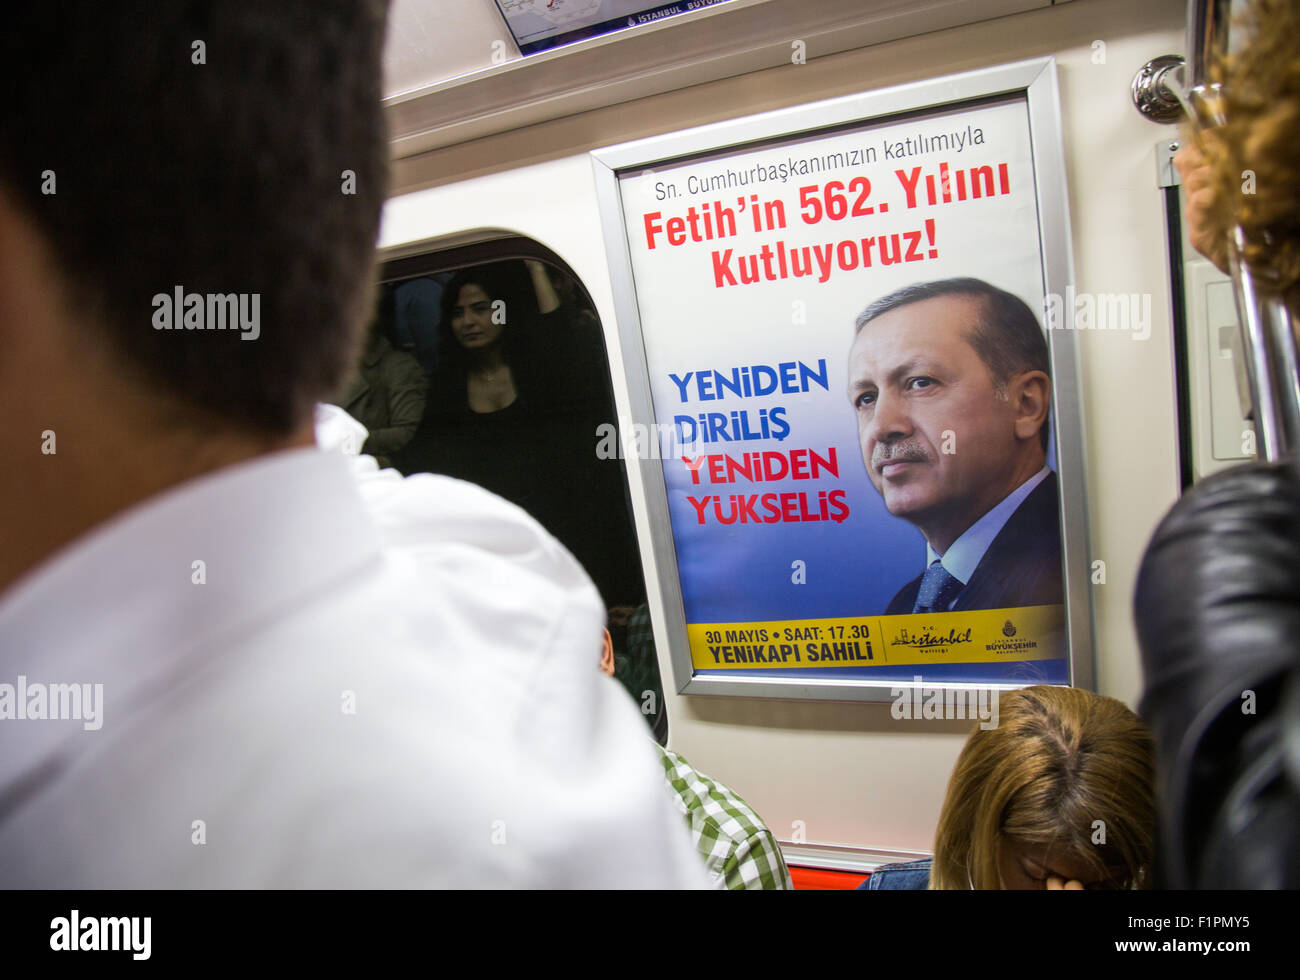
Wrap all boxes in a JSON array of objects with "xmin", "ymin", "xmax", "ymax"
[
  {"xmin": 0, "ymin": 2, "xmax": 704, "ymax": 888},
  {"xmin": 330, "ymin": 291, "xmax": 427, "ymax": 467},
  {"xmin": 399, "ymin": 261, "xmax": 642, "ymax": 614},
  {"xmin": 1139, "ymin": 0, "xmax": 1300, "ymax": 889}
]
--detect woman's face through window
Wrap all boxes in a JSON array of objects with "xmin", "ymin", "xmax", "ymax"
[{"xmin": 450, "ymin": 283, "xmax": 503, "ymax": 351}]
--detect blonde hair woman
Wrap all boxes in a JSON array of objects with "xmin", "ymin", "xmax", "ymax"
[
  {"xmin": 864, "ymin": 686, "xmax": 1155, "ymax": 890},
  {"xmin": 1175, "ymin": 0, "xmax": 1300, "ymax": 316}
]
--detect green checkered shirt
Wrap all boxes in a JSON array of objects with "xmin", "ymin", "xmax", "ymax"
[{"xmin": 657, "ymin": 745, "xmax": 793, "ymax": 890}]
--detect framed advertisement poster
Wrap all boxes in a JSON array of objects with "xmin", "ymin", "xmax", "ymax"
[{"xmin": 591, "ymin": 57, "xmax": 1091, "ymax": 701}]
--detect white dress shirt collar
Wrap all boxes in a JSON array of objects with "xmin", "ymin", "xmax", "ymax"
[{"xmin": 926, "ymin": 465, "xmax": 1052, "ymax": 586}]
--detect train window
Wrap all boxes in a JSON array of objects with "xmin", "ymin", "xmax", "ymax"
[{"xmin": 331, "ymin": 240, "xmax": 667, "ymax": 744}]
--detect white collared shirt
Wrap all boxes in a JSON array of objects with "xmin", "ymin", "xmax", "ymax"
[
  {"xmin": 925, "ymin": 466, "xmax": 1052, "ymax": 607},
  {"xmin": 0, "ymin": 419, "xmax": 707, "ymax": 888}
]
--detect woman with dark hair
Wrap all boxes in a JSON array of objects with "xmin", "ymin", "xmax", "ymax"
[
  {"xmin": 396, "ymin": 260, "xmax": 644, "ymax": 613},
  {"xmin": 431, "ymin": 265, "xmax": 531, "ymax": 418},
  {"xmin": 399, "ymin": 263, "xmax": 550, "ymax": 512},
  {"xmin": 420, "ymin": 260, "xmax": 601, "ymax": 422}
]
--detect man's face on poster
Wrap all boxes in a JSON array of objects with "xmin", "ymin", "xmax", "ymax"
[{"xmin": 847, "ymin": 294, "xmax": 1031, "ymax": 531}]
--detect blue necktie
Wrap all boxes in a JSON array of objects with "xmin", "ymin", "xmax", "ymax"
[{"xmin": 912, "ymin": 559, "xmax": 963, "ymax": 614}]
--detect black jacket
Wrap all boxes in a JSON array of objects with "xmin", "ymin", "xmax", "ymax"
[
  {"xmin": 1134, "ymin": 460, "xmax": 1300, "ymax": 888},
  {"xmin": 885, "ymin": 472, "xmax": 1064, "ymax": 615}
]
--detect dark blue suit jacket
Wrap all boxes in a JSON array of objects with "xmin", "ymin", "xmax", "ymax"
[{"xmin": 885, "ymin": 472, "xmax": 1064, "ymax": 615}]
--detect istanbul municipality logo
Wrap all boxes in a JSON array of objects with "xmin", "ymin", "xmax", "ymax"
[{"xmin": 1002, "ymin": 620, "xmax": 1017, "ymax": 638}]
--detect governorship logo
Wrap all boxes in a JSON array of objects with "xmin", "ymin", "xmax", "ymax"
[{"xmin": 891, "ymin": 625, "xmax": 973, "ymax": 654}]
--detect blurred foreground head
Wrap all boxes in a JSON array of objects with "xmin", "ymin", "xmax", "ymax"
[
  {"xmin": 1198, "ymin": 0, "xmax": 1300, "ymax": 316},
  {"xmin": 0, "ymin": 1, "xmax": 391, "ymax": 437},
  {"xmin": 1135, "ymin": 460, "xmax": 1300, "ymax": 888},
  {"xmin": 930, "ymin": 685, "xmax": 1155, "ymax": 889}
]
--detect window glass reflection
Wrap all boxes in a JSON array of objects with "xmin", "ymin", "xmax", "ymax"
[{"xmin": 382, "ymin": 260, "xmax": 645, "ymax": 622}]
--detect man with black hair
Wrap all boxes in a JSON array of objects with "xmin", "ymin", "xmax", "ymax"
[
  {"xmin": 0, "ymin": 2, "xmax": 704, "ymax": 888},
  {"xmin": 847, "ymin": 278, "xmax": 1063, "ymax": 615}
]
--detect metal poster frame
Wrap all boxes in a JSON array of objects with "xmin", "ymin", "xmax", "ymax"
[{"xmin": 591, "ymin": 57, "xmax": 1091, "ymax": 702}]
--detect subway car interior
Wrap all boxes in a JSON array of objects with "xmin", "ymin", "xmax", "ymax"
[
  {"xmin": 4, "ymin": 0, "xmax": 1297, "ymax": 923},
  {"xmin": 346, "ymin": 0, "xmax": 1298, "ymax": 891}
]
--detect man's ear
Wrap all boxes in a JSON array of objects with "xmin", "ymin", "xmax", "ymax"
[
  {"xmin": 1010, "ymin": 370, "xmax": 1050, "ymax": 444},
  {"xmin": 600, "ymin": 629, "xmax": 615, "ymax": 676}
]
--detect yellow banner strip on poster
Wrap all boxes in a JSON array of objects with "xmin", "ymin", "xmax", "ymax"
[{"xmin": 688, "ymin": 605, "xmax": 1066, "ymax": 670}]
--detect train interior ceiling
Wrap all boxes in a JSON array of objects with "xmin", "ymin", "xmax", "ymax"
[{"xmin": 361, "ymin": 0, "xmax": 1214, "ymax": 879}]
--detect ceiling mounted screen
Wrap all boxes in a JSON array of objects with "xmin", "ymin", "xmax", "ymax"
[{"xmin": 494, "ymin": 0, "xmax": 738, "ymax": 55}]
